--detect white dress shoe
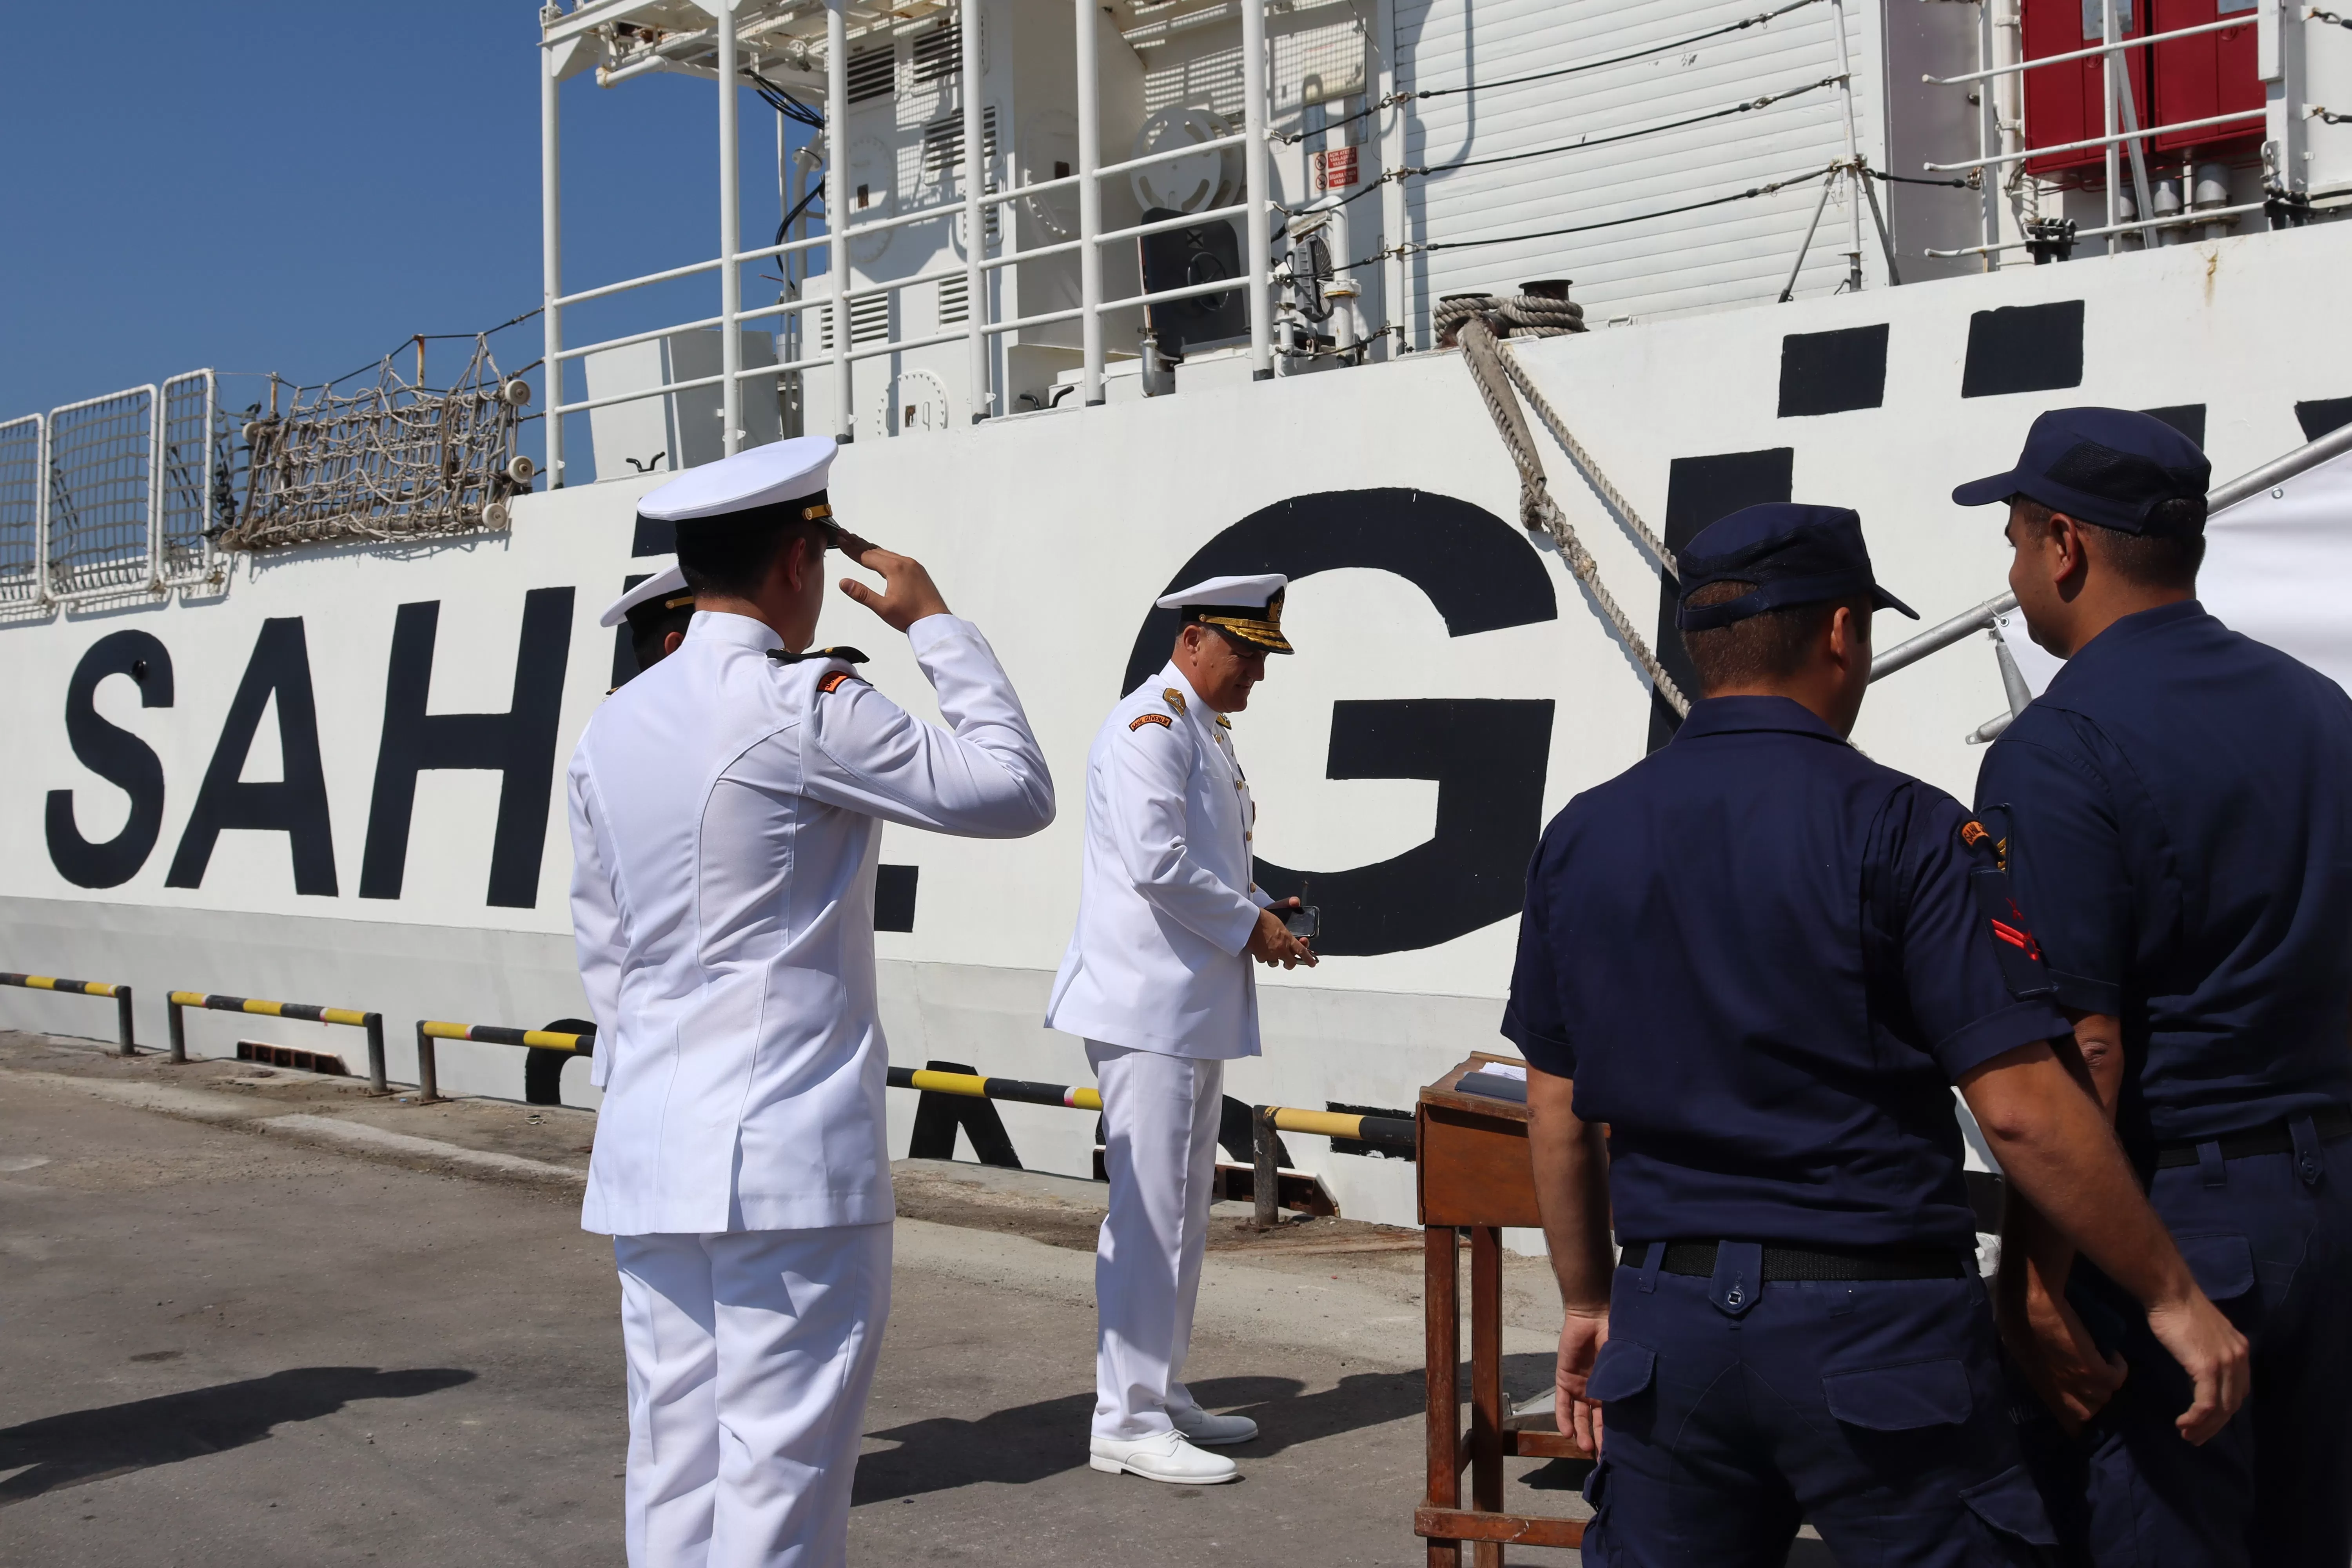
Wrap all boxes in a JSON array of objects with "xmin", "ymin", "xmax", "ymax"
[
  {"xmin": 1089, "ymin": 1429, "xmax": 1241, "ymax": 1484},
  {"xmin": 1172, "ymin": 1407, "xmax": 1258, "ymax": 1445}
]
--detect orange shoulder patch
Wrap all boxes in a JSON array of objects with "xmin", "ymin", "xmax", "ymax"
[
  {"xmin": 1129, "ymin": 712, "xmax": 1174, "ymax": 731},
  {"xmin": 1960, "ymin": 819, "xmax": 1990, "ymax": 849},
  {"xmin": 818, "ymin": 670, "xmax": 857, "ymax": 695}
]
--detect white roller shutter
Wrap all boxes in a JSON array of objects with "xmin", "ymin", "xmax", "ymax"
[{"xmin": 1393, "ymin": 0, "xmax": 1887, "ymax": 326}]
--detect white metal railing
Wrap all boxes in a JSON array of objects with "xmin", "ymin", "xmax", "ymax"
[
  {"xmin": 1924, "ymin": 107, "xmax": 2267, "ymax": 173},
  {"xmin": 1926, "ymin": 198, "xmax": 2271, "ymax": 258},
  {"xmin": 537, "ymin": 0, "xmax": 1281, "ymax": 479},
  {"xmin": 12, "ymin": 372, "xmax": 222, "ymax": 609},
  {"xmin": 1924, "ymin": 13, "xmax": 2254, "ymax": 89},
  {"xmin": 44, "ymin": 384, "xmax": 157, "ymax": 601},
  {"xmin": 0, "ymin": 413, "xmax": 43, "ymax": 606},
  {"xmin": 157, "ymin": 370, "xmax": 221, "ymax": 585}
]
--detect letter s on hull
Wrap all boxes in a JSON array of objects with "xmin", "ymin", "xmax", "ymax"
[{"xmin": 46, "ymin": 631, "xmax": 175, "ymax": 889}]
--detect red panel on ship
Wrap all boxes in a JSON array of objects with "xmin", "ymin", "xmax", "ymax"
[
  {"xmin": 2146, "ymin": 0, "xmax": 2263, "ymax": 154},
  {"xmin": 2023, "ymin": 0, "xmax": 2152, "ymax": 174}
]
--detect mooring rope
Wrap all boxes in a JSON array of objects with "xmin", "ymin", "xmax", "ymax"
[{"xmin": 1441, "ymin": 296, "xmax": 1690, "ymax": 717}]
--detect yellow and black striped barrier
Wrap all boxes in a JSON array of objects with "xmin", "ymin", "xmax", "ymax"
[
  {"xmin": 167, "ymin": 991, "xmax": 387, "ymax": 1091},
  {"xmin": 888, "ymin": 1065, "xmax": 1102, "ymax": 1112},
  {"xmin": 2, "ymin": 973, "xmax": 136, "ymax": 1056},
  {"xmin": 885, "ymin": 1064, "xmax": 1415, "ymax": 1225},
  {"xmin": 414, "ymin": 1021, "xmax": 593, "ymax": 1104},
  {"xmin": 883, "ymin": 1065, "xmax": 1416, "ymax": 1154}
]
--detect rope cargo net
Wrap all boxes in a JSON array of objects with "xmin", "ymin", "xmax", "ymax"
[{"xmin": 222, "ymin": 340, "xmax": 532, "ymax": 553}]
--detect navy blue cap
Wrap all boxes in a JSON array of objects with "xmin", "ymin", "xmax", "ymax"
[
  {"xmin": 1951, "ymin": 407, "xmax": 2210, "ymax": 535},
  {"xmin": 1675, "ymin": 504, "xmax": 1919, "ymax": 631}
]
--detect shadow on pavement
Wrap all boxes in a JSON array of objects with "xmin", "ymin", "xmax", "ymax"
[
  {"xmin": 0, "ymin": 1366, "xmax": 476, "ymax": 1505},
  {"xmin": 855, "ymin": 1367, "xmax": 1428, "ymax": 1503}
]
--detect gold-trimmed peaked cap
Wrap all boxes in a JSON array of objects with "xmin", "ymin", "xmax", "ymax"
[
  {"xmin": 1156, "ymin": 572, "xmax": 1293, "ymax": 654},
  {"xmin": 635, "ymin": 434, "xmax": 842, "ymax": 541},
  {"xmin": 597, "ymin": 561, "xmax": 691, "ymax": 628}
]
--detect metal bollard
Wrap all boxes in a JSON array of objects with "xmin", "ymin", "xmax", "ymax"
[
  {"xmin": 365, "ymin": 1013, "xmax": 388, "ymax": 1095},
  {"xmin": 115, "ymin": 985, "xmax": 135, "ymax": 1056},
  {"xmin": 413, "ymin": 1021, "xmax": 440, "ymax": 1104},
  {"xmin": 1254, "ymin": 1104, "xmax": 1280, "ymax": 1230},
  {"xmin": 167, "ymin": 995, "xmax": 187, "ymax": 1064}
]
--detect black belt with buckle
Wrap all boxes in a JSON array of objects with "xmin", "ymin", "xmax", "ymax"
[
  {"xmin": 2152, "ymin": 1103, "xmax": 2352, "ymax": 1169},
  {"xmin": 1617, "ymin": 1240, "xmax": 1969, "ymax": 1281}
]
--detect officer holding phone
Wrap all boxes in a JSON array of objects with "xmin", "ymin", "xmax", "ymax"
[{"xmin": 1047, "ymin": 573, "xmax": 1315, "ymax": 1486}]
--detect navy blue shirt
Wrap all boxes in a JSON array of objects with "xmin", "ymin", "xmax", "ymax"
[
  {"xmin": 1504, "ymin": 696, "xmax": 2067, "ymax": 1250},
  {"xmin": 1975, "ymin": 600, "xmax": 2352, "ymax": 1151}
]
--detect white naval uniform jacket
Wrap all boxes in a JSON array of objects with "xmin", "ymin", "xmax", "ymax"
[
  {"xmin": 568, "ymin": 610, "xmax": 1054, "ymax": 1236},
  {"xmin": 1045, "ymin": 663, "xmax": 1272, "ymax": 1060}
]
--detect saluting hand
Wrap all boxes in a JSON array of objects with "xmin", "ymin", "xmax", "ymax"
[
  {"xmin": 836, "ymin": 531, "xmax": 951, "ymax": 632},
  {"xmin": 1245, "ymin": 899, "xmax": 1318, "ymax": 969}
]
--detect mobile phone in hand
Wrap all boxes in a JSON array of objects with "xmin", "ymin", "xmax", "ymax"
[{"xmin": 1283, "ymin": 903, "xmax": 1321, "ymax": 940}]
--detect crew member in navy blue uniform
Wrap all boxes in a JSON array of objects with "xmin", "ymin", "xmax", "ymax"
[
  {"xmin": 1960, "ymin": 408, "xmax": 2352, "ymax": 1568},
  {"xmin": 1508, "ymin": 503, "xmax": 2249, "ymax": 1567}
]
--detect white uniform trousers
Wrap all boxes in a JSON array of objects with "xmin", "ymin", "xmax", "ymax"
[
  {"xmin": 615, "ymin": 1223, "xmax": 892, "ymax": 1568},
  {"xmin": 1088, "ymin": 1042, "xmax": 1224, "ymax": 1442}
]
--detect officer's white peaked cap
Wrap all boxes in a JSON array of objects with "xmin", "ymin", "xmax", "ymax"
[
  {"xmin": 598, "ymin": 562, "xmax": 688, "ymax": 628},
  {"xmin": 1156, "ymin": 573, "xmax": 1294, "ymax": 653},
  {"xmin": 1155, "ymin": 573, "xmax": 1287, "ymax": 611},
  {"xmin": 637, "ymin": 435, "xmax": 838, "ymax": 523}
]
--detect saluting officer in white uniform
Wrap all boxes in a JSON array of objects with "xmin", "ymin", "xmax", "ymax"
[
  {"xmin": 1046, "ymin": 573, "xmax": 1317, "ymax": 1486},
  {"xmin": 567, "ymin": 436, "xmax": 1055, "ymax": 1567}
]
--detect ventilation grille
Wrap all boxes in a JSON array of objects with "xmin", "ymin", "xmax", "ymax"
[
  {"xmin": 920, "ymin": 105, "xmax": 999, "ymax": 176},
  {"xmin": 909, "ymin": 25, "xmax": 959, "ymax": 84},
  {"xmin": 846, "ymin": 43, "xmax": 894, "ymax": 103},
  {"xmin": 939, "ymin": 275, "xmax": 969, "ymax": 325},
  {"xmin": 850, "ymin": 294, "xmax": 891, "ymax": 345}
]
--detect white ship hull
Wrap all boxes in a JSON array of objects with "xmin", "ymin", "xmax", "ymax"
[{"xmin": 7, "ymin": 223, "xmax": 2351, "ymax": 1232}]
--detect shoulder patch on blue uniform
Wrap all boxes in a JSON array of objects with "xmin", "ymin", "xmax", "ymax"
[
  {"xmin": 1162, "ymin": 686, "xmax": 1187, "ymax": 716},
  {"xmin": 1965, "ymin": 805, "xmax": 2054, "ymax": 1000},
  {"xmin": 1958, "ymin": 811, "xmax": 2010, "ymax": 873},
  {"xmin": 1130, "ymin": 712, "xmax": 1174, "ymax": 732}
]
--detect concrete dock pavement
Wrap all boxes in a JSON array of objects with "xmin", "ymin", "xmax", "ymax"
[{"xmin": 0, "ymin": 1031, "xmax": 1596, "ymax": 1566}]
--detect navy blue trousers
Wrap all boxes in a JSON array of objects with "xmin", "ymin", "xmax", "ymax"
[
  {"xmin": 2033, "ymin": 1132, "xmax": 2352, "ymax": 1568},
  {"xmin": 1581, "ymin": 1254, "xmax": 2056, "ymax": 1568}
]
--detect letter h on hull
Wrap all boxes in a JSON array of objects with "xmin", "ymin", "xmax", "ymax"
[{"xmin": 359, "ymin": 588, "xmax": 574, "ymax": 908}]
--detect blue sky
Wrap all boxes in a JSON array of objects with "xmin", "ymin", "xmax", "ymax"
[{"xmin": 0, "ymin": 3, "xmax": 816, "ymax": 449}]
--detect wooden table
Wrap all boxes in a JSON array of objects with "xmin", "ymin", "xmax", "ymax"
[{"xmin": 1417, "ymin": 1053, "xmax": 1590, "ymax": 1565}]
